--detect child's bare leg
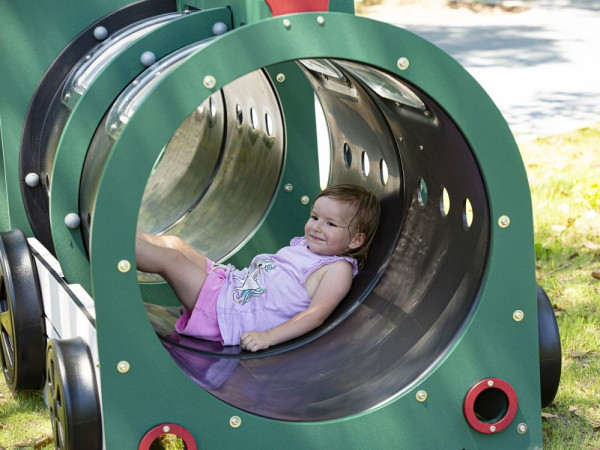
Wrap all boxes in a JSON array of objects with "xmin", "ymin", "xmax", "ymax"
[{"xmin": 135, "ymin": 232, "xmax": 208, "ymax": 311}]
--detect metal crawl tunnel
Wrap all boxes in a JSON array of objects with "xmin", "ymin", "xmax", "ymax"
[{"xmin": 0, "ymin": 0, "xmax": 561, "ymax": 448}]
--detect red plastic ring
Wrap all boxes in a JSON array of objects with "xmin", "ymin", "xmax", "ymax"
[
  {"xmin": 463, "ymin": 378, "xmax": 518, "ymax": 434},
  {"xmin": 139, "ymin": 423, "xmax": 197, "ymax": 450}
]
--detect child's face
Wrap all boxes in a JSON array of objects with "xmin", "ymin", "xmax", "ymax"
[{"xmin": 304, "ymin": 196, "xmax": 364, "ymax": 256}]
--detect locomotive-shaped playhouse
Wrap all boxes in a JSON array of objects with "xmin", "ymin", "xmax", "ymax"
[{"xmin": 0, "ymin": 0, "xmax": 560, "ymax": 448}]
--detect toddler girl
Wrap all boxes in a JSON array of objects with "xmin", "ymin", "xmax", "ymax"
[{"xmin": 136, "ymin": 184, "xmax": 380, "ymax": 352}]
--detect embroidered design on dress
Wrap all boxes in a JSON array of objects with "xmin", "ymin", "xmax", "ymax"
[{"xmin": 231, "ymin": 257, "xmax": 276, "ymax": 305}]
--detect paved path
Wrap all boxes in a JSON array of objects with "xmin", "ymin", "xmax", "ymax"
[{"xmin": 364, "ymin": 1, "xmax": 600, "ymax": 140}]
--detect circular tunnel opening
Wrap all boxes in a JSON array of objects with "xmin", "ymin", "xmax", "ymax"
[
  {"xmin": 473, "ymin": 388, "xmax": 508, "ymax": 423},
  {"xmin": 464, "ymin": 378, "xmax": 518, "ymax": 433},
  {"xmin": 77, "ymin": 43, "xmax": 490, "ymax": 419}
]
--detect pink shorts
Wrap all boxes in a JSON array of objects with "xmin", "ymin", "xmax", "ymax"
[{"xmin": 174, "ymin": 260, "xmax": 225, "ymax": 343}]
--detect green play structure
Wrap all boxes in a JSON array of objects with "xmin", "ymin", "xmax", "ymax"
[{"xmin": 0, "ymin": 0, "xmax": 561, "ymax": 448}]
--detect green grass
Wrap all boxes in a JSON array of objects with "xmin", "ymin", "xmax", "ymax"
[
  {"xmin": 1, "ymin": 125, "xmax": 599, "ymax": 448},
  {"xmin": 0, "ymin": 386, "xmax": 52, "ymax": 449},
  {"xmin": 520, "ymin": 125, "xmax": 600, "ymax": 449}
]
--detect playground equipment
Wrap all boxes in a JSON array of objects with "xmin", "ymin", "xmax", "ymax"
[{"xmin": 0, "ymin": 0, "xmax": 561, "ymax": 448}]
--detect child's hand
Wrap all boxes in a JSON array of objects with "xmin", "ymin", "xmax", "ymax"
[{"xmin": 240, "ymin": 330, "xmax": 271, "ymax": 352}]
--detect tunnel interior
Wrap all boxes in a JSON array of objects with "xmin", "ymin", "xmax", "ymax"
[
  {"xmin": 22, "ymin": 14, "xmax": 490, "ymax": 422},
  {"xmin": 107, "ymin": 56, "xmax": 489, "ymax": 421}
]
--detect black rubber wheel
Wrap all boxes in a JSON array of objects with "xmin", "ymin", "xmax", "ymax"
[
  {"xmin": 537, "ymin": 284, "xmax": 562, "ymax": 407},
  {"xmin": 0, "ymin": 229, "xmax": 45, "ymax": 392},
  {"xmin": 46, "ymin": 337, "xmax": 102, "ymax": 450}
]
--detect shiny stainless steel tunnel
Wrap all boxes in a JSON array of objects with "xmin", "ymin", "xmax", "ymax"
[{"xmin": 9, "ymin": 3, "xmax": 549, "ymax": 446}]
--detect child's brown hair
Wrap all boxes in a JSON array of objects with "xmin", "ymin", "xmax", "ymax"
[{"xmin": 315, "ymin": 184, "xmax": 380, "ymax": 269}]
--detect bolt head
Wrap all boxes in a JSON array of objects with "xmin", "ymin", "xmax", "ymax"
[
  {"xmin": 64, "ymin": 213, "xmax": 81, "ymax": 229},
  {"xmin": 118, "ymin": 260, "xmax": 131, "ymax": 273},
  {"xmin": 397, "ymin": 57, "xmax": 410, "ymax": 70},
  {"xmin": 93, "ymin": 26, "xmax": 109, "ymax": 40},
  {"xmin": 25, "ymin": 173, "xmax": 40, "ymax": 187},
  {"xmin": 498, "ymin": 215, "xmax": 511, "ymax": 228},
  {"xmin": 282, "ymin": 19, "xmax": 291, "ymax": 28},
  {"xmin": 212, "ymin": 21, "xmax": 228, "ymax": 36},
  {"xmin": 140, "ymin": 51, "xmax": 157, "ymax": 67},
  {"xmin": 203, "ymin": 75, "xmax": 216, "ymax": 89}
]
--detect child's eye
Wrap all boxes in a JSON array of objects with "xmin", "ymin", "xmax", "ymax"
[
  {"xmin": 310, "ymin": 215, "xmax": 318, "ymax": 221},
  {"xmin": 327, "ymin": 222, "xmax": 337, "ymax": 227}
]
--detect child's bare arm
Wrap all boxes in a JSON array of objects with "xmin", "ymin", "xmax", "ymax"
[{"xmin": 240, "ymin": 260, "xmax": 354, "ymax": 352}]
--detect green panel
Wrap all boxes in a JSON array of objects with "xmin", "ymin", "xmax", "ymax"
[
  {"xmin": 85, "ymin": 12, "xmax": 540, "ymax": 448},
  {"xmin": 0, "ymin": 0, "xmax": 132, "ymax": 234},
  {"xmin": 0, "ymin": 122, "xmax": 9, "ymax": 230},
  {"xmin": 185, "ymin": 0, "xmax": 273, "ymax": 25}
]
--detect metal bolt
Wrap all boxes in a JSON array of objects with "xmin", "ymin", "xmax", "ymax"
[
  {"xmin": 203, "ymin": 75, "xmax": 216, "ymax": 89},
  {"xmin": 301, "ymin": 195, "xmax": 310, "ymax": 205},
  {"xmin": 276, "ymin": 73, "xmax": 286, "ymax": 83},
  {"xmin": 64, "ymin": 213, "xmax": 81, "ymax": 229},
  {"xmin": 316, "ymin": 16, "xmax": 325, "ymax": 25},
  {"xmin": 140, "ymin": 51, "xmax": 157, "ymax": 67},
  {"xmin": 229, "ymin": 416, "xmax": 242, "ymax": 428},
  {"xmin": 284, "ymin": 183, "xmax": 294, "ymax": 193},
  {"xmin": 162, "ymin": 425, "xmax": 171, "ymax": 433},
  {"xmin": 416, "ymin": 390, "xmax": 427, "ymax": 402},
  {"xmin": 93, "ymin": 26, "xmax": 109, "ymax": 41},
  {"xmin": 25, "ymin": 173, "xmax": 40, "ymax": 187},
  {"xmin": 487, "ymin": 380, "xmax": 494, "ymax": 387},
  {"xmin": 212, "ymin": 21, "xmax": 228, "ymax": 36},
  {"xmin": 418, "ymin": 145, "xmax": 424, "ymax": 151},
  {"xmin": 397, "ymin": 57, "xmax": 410, "ymax": 70},
  {"xmin": 117, "ymin": 361, "xmax": 130, "ymax": 373},
  {"xmin": 118, "ymin": 260, "xmax": 131, "ymax": 273},
  {"xmin": 498, "ymin": 215, "xmax": 511, "ymax": 228},
  {"xmin": 513, "ymin": 310, "xmax": 524, "ymax": 322},
  {"xmin": 517, "ymin": 423, "xmax": 528, "ymax": 434},
  {"xmin": 282, "ymin": 18, "xmax": 291, "ymax": 29},
  {"xmin": 64, "ymin": 92, "xmax": 71, "ymax": 102},
  {"xmin": 490, "ymin": 425, "xmax": 497, "ymax": 433}
]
